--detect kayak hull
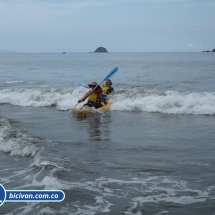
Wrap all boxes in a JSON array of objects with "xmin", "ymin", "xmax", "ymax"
[
  {"xmin": 75, "ymin": 101, "xmax": 113, "ymax": 116},
  {"xmin": 97, "ymin": 101, "xmax": 113, "ymax": 111}
]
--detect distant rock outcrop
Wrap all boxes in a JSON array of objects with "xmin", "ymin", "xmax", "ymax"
[
  {"xmin": 94, "ymin": 47, "xmax": 108, "ymax": 53},
  {"xmin": 203, "ymin": 48, "xmax": 215, "ymax": 52}
]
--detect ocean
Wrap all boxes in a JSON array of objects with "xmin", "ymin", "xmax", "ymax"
[{"xmin": 0, "ymin": 52, "xmax": 215, "ymax": 215}]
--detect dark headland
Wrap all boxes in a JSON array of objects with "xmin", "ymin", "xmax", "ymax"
[{"xmin": 203, "ymin": 48, "xmax": 215, "ymax": 52}]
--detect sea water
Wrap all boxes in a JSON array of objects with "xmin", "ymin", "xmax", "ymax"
[{"xmin": 0, "ymin": 53, "xmax": 215, "ymax": 215}]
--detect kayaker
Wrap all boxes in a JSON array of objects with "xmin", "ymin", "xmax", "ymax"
[
  {"xmin": 101, "ymin": 79, "xmax": 114, "ymax": 103},
  {"xmin": 102, "ymin": 79, "xmax": 114, "ymax": 94},
  {"xmin": 78, "ymin": 82, "xmax": 103, "ymax": 109}
]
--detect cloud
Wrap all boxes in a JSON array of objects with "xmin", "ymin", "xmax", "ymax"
[
  {"xmin": 187, "ymin": 43, "xmax": 195, "ymax": 49},
  {"xmin": 186, "ymin": 43, "xmax": 203, "ymax": 50}
]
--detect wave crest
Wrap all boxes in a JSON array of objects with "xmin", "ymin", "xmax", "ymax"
[
  {"xmin": 111, "ymin": 88, "xmax": 215, "ymax": 115},
  {"xmin": 1, "ymin": 87, "xmax": 215, "ymax": 115}
]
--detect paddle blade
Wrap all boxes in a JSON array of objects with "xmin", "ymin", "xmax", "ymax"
[
  {"xmin": 104, "ymin": 67, "xmax": 118, "ymax": 81},
  {"xmin": 74, "ymin": 82, "xmax": 89, "ymax": 89}
]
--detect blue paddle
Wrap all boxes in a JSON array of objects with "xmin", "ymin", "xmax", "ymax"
[
  {"xmin": 98, "ymin": 66, "xmax": 118, "ymax": 86},
  {"xmin": 75, "ymin": 67, "xmax": 118, "ymax": 107},
  {"xmin": 74, "ymin": 82, "xmax": 89, "ymax": 89}
]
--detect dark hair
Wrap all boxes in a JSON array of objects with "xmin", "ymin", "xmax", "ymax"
[{"xmin": 106, "ymin": 79, "xmax": 112, "ymax": 85}]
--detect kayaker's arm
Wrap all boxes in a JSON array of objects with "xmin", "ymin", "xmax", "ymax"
[{"xmin": 78, "ymin": 92, "xmax": 90, "ymax": 103}]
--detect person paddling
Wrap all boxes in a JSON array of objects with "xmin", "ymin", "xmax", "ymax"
[
  {"xmin": 102, "ymin": 79, "xmax": 114, "ymax": 94},
  {"xmin": 101, "ymin": 79, "xmax": 114, "ymax": 103},
  {"xmin": 78, "ymin": 82, "xmax": 103, "ymax": 109}
]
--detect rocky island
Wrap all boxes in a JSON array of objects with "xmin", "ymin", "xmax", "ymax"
[{"xmin": 94, "ymin": 47, "xmax": 108, "ymax": 53}]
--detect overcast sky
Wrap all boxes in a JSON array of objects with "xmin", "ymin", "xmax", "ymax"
[{"xmin": 0, "ymin": 0, "xmax": 214, "ymax": 53}]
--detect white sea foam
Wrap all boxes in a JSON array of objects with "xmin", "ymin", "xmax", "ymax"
[
  {"xmin": 27, "ymin": 175, "xmax": 214, "ymax": 214},
  {"xmin": 0, "ymin": 118, "xmax": 39, "ymax": 157},
  {"xmin": 0, "ymin": 87, "xmax": 87, "ymax": 111},
  {"xmin": 40, "ymin": 85, "xmax": 51, "ymax": 88},
  {"xmin": 3, "ymin": 81, "xmax": 24, "ymax": 84},
  {"xmin": 111, "ymin": 88, "xmax": 215, "ymax": 115},
  {"xmin": 1, "ymin": 87, "xmax": 215, "ymax": 115},
  {"xmin": 4, "ymin": 170, "xmax": 212, "ymax": 215},
  {"xmin": 37, "ymin": 206, "xmax": 57, "ymax": 215}
]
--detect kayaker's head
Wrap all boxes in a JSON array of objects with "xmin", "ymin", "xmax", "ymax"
[
  {"xmin": 105, "ymin": 79, "xmax": 112, "ymax": 86},
  {"xmin": 88, "ymin": 82, "xmax": 97, "ymax": 89}
]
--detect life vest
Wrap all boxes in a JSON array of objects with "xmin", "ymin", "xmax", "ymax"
[
  {"xmin": 102, "ymin": 85, "xmax": 112, "ymax": 94},
  {"xmin": 88, "ymin": 91, "xmax": 101, "ymax": 103}
]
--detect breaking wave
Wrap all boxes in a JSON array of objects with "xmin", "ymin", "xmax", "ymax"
[
  {"xmin": 111, "ymin": 88, "xmax": 215, "ymax": 115},
  {"xmin": 0, "ymin": 87, "xmax": 215, "ymax": 115},
  {"xmin": 0, "ymin": 117, "xmax": 39, "ymax": 157},
  {"xmin": 0, "ymin": 87, "xmax": 86, "ymax": 111}
]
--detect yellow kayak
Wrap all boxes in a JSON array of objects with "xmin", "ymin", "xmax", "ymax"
[{"xmin": 75, "ymin": 101, "xmax": 113, "ymax": 116}]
